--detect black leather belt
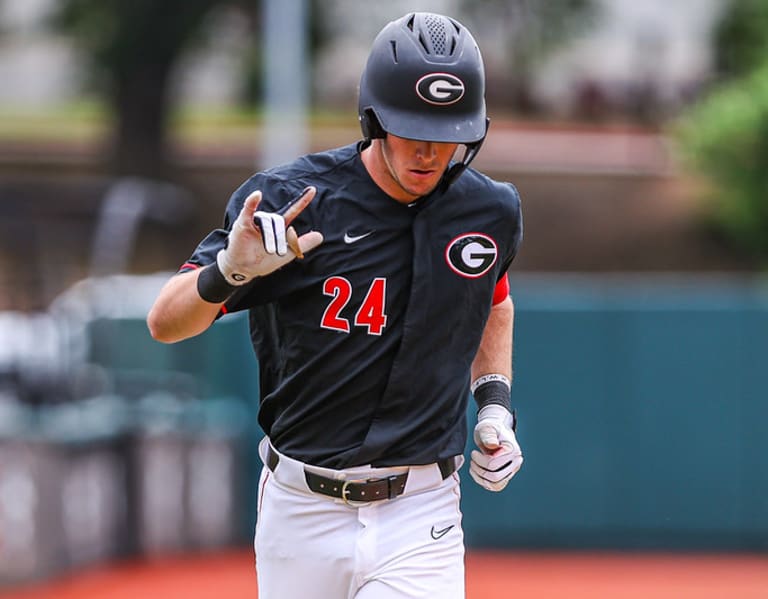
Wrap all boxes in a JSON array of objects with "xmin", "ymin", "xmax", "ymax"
[{"xmin": 265, "ymin": 445, "xmax": 458, "ymax": 504}]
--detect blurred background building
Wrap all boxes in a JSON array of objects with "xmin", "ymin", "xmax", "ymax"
[
  {"xmin": 0, "ymin": 0, "xmax": 726, "ymax": 120},
  {"xmin": 0, "ymin": 0, "xmax": 752, "ymax": 312},
  {"xmin": 0, "ymin": 0, "xmax": 767, "ymax": 592}
]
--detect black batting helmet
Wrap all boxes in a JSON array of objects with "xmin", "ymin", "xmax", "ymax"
[{"xmin": 358, "ymin": 12, "xmax": 489, "ymax": 184}]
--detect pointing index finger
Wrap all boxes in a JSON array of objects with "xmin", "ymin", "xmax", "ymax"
[{"xmin": 277, "ymin": 186, "xmax": 317, "ymax": 225}]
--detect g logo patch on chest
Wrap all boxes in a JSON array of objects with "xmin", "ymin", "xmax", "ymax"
[
  {"xmin": 416, "ymin": 73, "xmax": 465, "ymax": 106},
  {"xmin": 445, "ymin": 233, "xmax": 498, "ymax": 278}
]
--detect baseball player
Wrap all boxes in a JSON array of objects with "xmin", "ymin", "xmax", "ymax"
[{"xmin": 147, "ymin": 12, "xmax": 523, "ymax": 599}]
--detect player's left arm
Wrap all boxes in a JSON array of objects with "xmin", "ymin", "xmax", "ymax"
[
  {"xmin": 471, "ymin": 293, "xmax": 513, "ymax": 384},
  {"xmin": 468, "ymin": 289, "xmax": 524, "ymax": 492}
]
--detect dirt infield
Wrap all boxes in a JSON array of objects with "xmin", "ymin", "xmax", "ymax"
[{"xmin": 4, "ymin": 549, "xmax": 767, "ymax": 598}]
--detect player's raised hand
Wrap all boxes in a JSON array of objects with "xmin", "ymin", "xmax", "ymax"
[
  {"xmin": 217, "ymin": 186, "xmax": 323, "ymax": 285},
  {"xmin": 469, "ymin": 405, "xmax": 523, "ymax": 492}
]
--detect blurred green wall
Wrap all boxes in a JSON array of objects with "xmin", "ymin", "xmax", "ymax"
[
  {"xmin": 463, "ymin": 275, "xmax": 768, "ymax": 551},
  {"xmin": 87, "ymin": 276, "xmax": 768, "ymax": 551}
]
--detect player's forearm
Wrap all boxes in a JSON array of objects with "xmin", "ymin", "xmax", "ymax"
[
  {"xmin": 147, "ymin": 269, "xmax": 222, "ymax": 343},
  {"xmin": 471, "ymin": 295, "xmax": 514, "ymax": 381}
]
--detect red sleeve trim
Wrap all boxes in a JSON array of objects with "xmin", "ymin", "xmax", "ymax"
[
  {"xmin": 492, "ymin": 274, "xmax": 510, "ymax": 305},
  {"xmin": 179, "ymin": 262, "xmax": 201, "ymax": 273}
]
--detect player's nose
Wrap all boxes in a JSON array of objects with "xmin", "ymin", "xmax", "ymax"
[{"xmin": 414, "ymin": 141, "xmax": 437, "ymax": 161}]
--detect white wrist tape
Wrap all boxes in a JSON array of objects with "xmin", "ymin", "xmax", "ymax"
[{"xmin": 471, "ymin": 374, "xmax": 511, "ymax": 395}]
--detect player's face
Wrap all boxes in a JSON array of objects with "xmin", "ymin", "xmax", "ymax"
[{"xmin": 370, "ymin": 134, "xmax": 458, "ymax": 203}]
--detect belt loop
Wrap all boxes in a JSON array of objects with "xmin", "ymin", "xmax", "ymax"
[{"xmin": 386, "ymin": 475, "xmax": 399, "ymax": 499}]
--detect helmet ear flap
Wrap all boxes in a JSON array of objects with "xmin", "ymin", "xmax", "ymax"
[
  {"xmin": 360, "ymin": 107, "xmax": 386, "ymax": 141},
  {"xmin": 440, "ymin": 118, "xmax": 490, "ymax": 191}
]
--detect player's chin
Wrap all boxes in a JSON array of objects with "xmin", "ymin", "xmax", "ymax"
[{"xmin": 405, "ymin": 171, "xmax": 441, "ymax": 195}]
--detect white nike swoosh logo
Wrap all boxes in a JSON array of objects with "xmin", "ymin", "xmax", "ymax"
[{"xmin": 343, "ymin": 231, "xmax": 373, "ymax": 244}]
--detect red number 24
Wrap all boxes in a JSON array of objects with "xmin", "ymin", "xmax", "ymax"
[{"xmin": 321, "ymin": 277, "xmax": 388, "ymax": 335}]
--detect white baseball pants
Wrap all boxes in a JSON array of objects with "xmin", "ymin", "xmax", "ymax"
[{"xmin": 254, "ymin": 438, "xmax": 465, "ymax": 599}]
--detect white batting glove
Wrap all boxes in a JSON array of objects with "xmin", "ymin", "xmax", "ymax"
[
  {"xmin": 217, "ymin": 188, "xmax": 323, "ymax": 285},
  {"xmin": 470, "ymin": 405, "xmax": 523, "ymax": 492}
]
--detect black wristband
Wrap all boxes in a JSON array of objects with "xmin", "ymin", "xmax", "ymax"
[
  {"xmin": 473, "ymin": 380, "xmax": 511, "ymax": 412},
  {"xmin": 197, "ymin": 262, "xmax": 237, "ymax": 303}
]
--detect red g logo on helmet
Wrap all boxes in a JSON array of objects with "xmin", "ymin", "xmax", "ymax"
[
  {"xmin": 416, "ymin": 73, "xmax": 465, "ymax": 105},
  {"xmin": 445, "ymin": 233, "xmax": 497, "ymax": 278}
]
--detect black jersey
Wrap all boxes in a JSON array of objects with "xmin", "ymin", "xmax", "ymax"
[{"xmin": 183, "ymin": 141, "xmax": 523, "ymax": 469}]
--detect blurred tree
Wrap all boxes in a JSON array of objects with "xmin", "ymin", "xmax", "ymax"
[
  {"xmin": 714, "ymin": 0, "xmax": 768, "ymax": 80},
  {"xmin": 460, "ymin": 0, "xmax": 595, "ymax": 113},
  {"xmin": 53, "ymin": 0, "xmax": 256, "ymax": 178},
  {"xmin": 677, "ymin": 65, "xmax": 768, "ymax": 262},
  {"xmin": 676, "ymin": 0, "xmax": 768, "ymax": 263}
]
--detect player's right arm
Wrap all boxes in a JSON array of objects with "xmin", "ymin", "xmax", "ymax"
[
  {"xmin": 147, "ymin": 269, "xmax": 223, "ymax": 343},
  {"xmin": 147, "ymin": 186, "xmax": 323, "ymax": 344}
]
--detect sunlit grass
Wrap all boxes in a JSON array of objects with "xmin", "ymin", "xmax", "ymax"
[
  {"xmin": 0, "ymin": 101, "xmax": 109, "ymax": 142},
  {"xmin": 0, "ymin": 101, "xmax": 358, "ymax": 146}
]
